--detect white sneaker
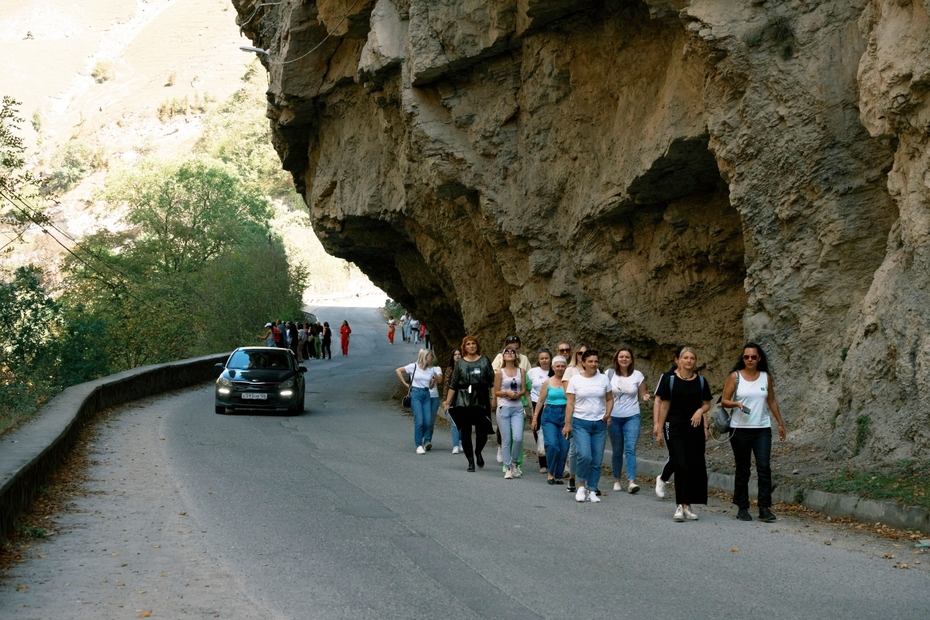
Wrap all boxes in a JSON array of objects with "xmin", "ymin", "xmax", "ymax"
[
  {"xmin": 575, "ymin": 486, "xmax": 587, "ymax": 502},
  {"xmin": 588, "ymin": 490, "xmax": 601, "ymax": 503},
  {"xmin": 416, "ymin": 446, "xmax": 426, "ymax": 455},
  {"xmin": 496, "ymin": 447, "xmax": 503, "ymax": 463},
  {"xmin": 504, "ymin": 465, "xmax": 513, "ymax": 479},
  {"xmin": 452, "ymin": 446, "xmax": 460, "ymax": 454},
  {"xmin": 655, "ymin": 477, "xmax": 667, "ymax": 498},
  {"xmin": 613, "ymin": 481, "xmax": 622, "ymax": 492},
  {"xmin": 628, "ymin": 480, "xmax": 640, "ymax": 494},
  {"xmin": 683, "ymin": 506, "xmax": 699, "ymax": 521},
  {"xmin": 513, "ymin": 465, "xmax": 522, "ymax": 478},
  {"xmin": 673, "ymin": 505, "xmax": 685, "ymax": 522}
]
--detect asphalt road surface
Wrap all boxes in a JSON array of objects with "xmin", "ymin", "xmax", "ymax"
[{"xmin": 2, "ymin": 305, "xmax": 929, "ymax": 619}]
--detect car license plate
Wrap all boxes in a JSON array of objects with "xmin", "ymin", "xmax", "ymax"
[{"xmin": 242, "ymin": 393, "xmax": 268, "ymax": 400}]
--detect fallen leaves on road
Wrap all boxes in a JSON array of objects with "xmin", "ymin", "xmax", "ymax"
[
  {"xmin": 139, "ymin": 611, "xmax": 152, "ymax": 618},
  {"xmin": 730, "ymin": 547, "xmax": 739, "ymax": 553}
]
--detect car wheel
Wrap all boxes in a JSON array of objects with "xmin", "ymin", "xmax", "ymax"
[{"xmin": 215, "ymin": 405, "xmax": 225, "ymax": 414}]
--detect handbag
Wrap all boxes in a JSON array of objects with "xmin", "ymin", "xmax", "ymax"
[
  {"xmin": 711, "ymin": 371, "xmax": 739, "ymax": 437},
  {"xmin": 402, "ymin": 366, "xmax": 415, "ymax": 408}
]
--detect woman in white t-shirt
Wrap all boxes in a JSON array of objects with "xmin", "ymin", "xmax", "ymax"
[
  {"xmin": 606, "ymin": 349, "xmax": 650, "ymax": 494},
  {"xmin": 396, "ymin": 349, "xmax": 443, "ymax": 454},
  {"xmin": 721, "ymin": 342, "xmax": 786, "ymax": 523},
  {"xmin": 563, "ymin": 350, "xmax": 612, "ymax": 503},
  {"xmin": 560, "ymin": 344, "xmax": 586, "ymax": 493},
  {"xmin": 527, "ymin": 348, "xmax": 553, "ymax": 474}
]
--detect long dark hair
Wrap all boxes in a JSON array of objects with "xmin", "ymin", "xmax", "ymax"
[
  {"xmin": 447, "ymin": 349, "xmax": 462, "ymax": 370},
  {"xmin": 732, "ymin": 342, "xmax": 772, "ymax": 376}
]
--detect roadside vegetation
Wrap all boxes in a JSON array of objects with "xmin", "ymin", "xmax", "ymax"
[{"xmin": 0, "ymin": 63, "xmax": 356, "ymax": 435}]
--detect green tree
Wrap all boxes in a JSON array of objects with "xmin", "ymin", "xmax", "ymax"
[
  {"xmin": 101, "ymin": 157, "xmax": 273, "ymax": 274},
  {"xmin": 0, "ymin": 266, "xmax": 62, "ymax": 428},
  {"xmin": 62, "ymin": 156, "xmax": 304, "ymax": 368}
]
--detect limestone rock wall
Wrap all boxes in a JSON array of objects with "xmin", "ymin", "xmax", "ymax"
[{"xmin": 231, "ymin": 0, "xmax": 930, "ymax": 463}]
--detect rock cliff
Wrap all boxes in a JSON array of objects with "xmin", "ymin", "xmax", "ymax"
[{"xmin": 231, "ymin": 0, "xmax": 930, "ymax": 464}]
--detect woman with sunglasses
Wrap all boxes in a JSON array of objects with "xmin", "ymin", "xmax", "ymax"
[
  {"xmin": 491, "ymin": 336, "xmax": 531, "ymax": 472},
  {"xmin": 533, "ymin": 355, "xmax": 569, "ymax": 484},
  {"xmin": 444, "ymin": 336, "xmax": 495, "ymax": 472},
  {"xmin": 655, "ymin": 347, "xmax": 712, "ymax": 521},
  {"xmin": 721, "ymin": 343, "xmax": 786, "ymax": 522},
  {"xmin": 494, "ymin": 347, "xmax": 527, "ymax": 479},
  {"xmin": 563, "ymin": 350, "xmax": 612, "ymax": 503},
  {"xmin": 528, "ymin": 348, "xmax": 553, "ymax": 473}
]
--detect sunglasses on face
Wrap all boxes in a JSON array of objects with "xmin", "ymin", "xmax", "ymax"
[
  {"xmin": 743, "ymin": 354, "xmax": 759, "ymax": 361},
  {"xmin": 504, "ymin": 349, "xmax": 516, "ymax": 355},
  {"xmin": 505, "ymin": 336, "xmax": 520, "ymax": 343}
]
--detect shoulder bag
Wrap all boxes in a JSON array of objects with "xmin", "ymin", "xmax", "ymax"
[{"xmin": 402, "ymin": 366, "xmax": 415, "ymax": 408}]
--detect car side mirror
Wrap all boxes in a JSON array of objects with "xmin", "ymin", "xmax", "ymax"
[
  {"xmin": 297, "ymin": 366, "xmax": 307, "ymax": 373},
  {"xmin": 214, "ymin": 363, "xmax": 225, "ymax": 370}
]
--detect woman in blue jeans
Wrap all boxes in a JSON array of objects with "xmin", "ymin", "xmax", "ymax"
[
  {"xmin": 721, "ymin": 342, "xmax": 786, "ymax": 522},
  {"xmin": 532, "ymin": 355, "xmax": 569, "ymax": 485},
  {"xmin": 396, "ymin": 349, "xmax": 443, "ymax": 454},
  {"xmin": 494, "ymin": 347, "xmax": 526, "ymax": 479},
  {"xmin": 563, "ymin": 350, "xmax": 613, "ymax": 503},
  {"xmin": 607, "ymin": 348, "xmax": 650, "ymax": 494}
]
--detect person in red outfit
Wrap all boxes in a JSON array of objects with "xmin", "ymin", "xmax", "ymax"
[
  {"xmin": 340, "ymin": 320, "xmax": 352, "ymax": 356},
  {"xmin": 388, "ymin": 318, "xmax": 396, "ymax": 344}
]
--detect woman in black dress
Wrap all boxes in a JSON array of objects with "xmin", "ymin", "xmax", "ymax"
[
  {"xmin": 443, "ymin": 336, "xmax": 495, "ymax": 472},
  {"xmin": 655, "ymin": 347, "xmax": 711, "ymax": 522}
]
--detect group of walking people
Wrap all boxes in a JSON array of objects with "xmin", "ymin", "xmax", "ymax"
[
  {"xmin": 259, "ymin": 319, "xmax": 356, "ymax": 359},
  {"xmin": 397, "ymin": 335, "xmax": 786, "ymax": 522},
  {"xmin": 395, "ymin": 313, "xmax": 430, "ymax": 348}
]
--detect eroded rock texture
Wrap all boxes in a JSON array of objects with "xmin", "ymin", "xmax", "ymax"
[{"xmin": 231, "ymin": 0, "xmax": 930, "ymax": 463}]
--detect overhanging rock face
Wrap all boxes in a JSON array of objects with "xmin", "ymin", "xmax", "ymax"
[{"xmin": 232, "ymin": 0, "xmax": 930, "ymax": 464}]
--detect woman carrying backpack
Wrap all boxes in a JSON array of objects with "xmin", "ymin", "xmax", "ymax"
[{"xmin": 654, "ymin": 347, "xmax": 711, "ymax": 522}]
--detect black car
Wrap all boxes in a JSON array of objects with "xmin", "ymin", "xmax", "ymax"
[{"xmin": 215, "ymin": 347, "xmax": 307, "ymax": 415}]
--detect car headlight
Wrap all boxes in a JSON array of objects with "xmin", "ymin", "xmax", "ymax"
[
  {"xmin": 217, "ymin": 377, "xmax": 234, "ymax": 388},
  {"xmin": 278, "ymin": 378, "xmax": 295, "ymax": 389}
]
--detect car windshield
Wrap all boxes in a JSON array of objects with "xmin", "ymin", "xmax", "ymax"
[{"xmin": 227, "ymin": 349, "xmax": 294, "ymax": 371}]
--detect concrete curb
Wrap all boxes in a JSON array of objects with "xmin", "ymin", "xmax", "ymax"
[
  {"xmin": 518, "ymin": 428, "xmax": 930, "ymax": 534},
  {"xmin": 0, "ymin": 353, "xmax": 228, "ymax": 541}
]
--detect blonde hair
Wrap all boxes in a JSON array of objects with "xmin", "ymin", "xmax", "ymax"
[{"xmin": 416, "ymin": 349, "xmax": 434, "ymax": 369}]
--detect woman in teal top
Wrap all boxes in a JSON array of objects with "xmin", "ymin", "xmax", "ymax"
[{"xmin": 532, "ymin": 355, "xmax": 569, "ymax": 484}]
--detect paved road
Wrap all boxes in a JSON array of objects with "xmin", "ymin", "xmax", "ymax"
[{"xmin": 2, "ymin": 305, "xmax": 929, "ymax": 619}]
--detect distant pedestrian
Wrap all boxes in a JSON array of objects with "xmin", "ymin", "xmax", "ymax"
[
  {"xmin": 563, "ymin": 350, "xmax": 611, "ymax": 503},
  {"xmin": 313, "ymin": 322, "xmax": 323, "ymax": 359},
  {"xmin": 401, "ymin": 312, "xmax": 411, "ymax": 343},
  {"xmin": 388, "ymin": 318, "xmax": 396, "ymax": 344},
  {"xmin": 297, "ymin": 323, "xmax": 307, "ymax": 362},
  {"xmin": 443, "ymin": 336, "xmax": 494, "ymax": 472},
  {"xmin": 287, "ymin": 322, "xmax": 299, "ymax": 360},
  {"xmin": 533, "ymin": 355, "xmax": 568, "ymax": 485},
  {"xmin": 259, "ymin": 322, "xmax": 275, "ymax": 346},
  {"xmin": 423, "ymin": 325, "xmax": 431, "ymax": 350},
  {"xmin": 607, "ymin": 348, "xmax": 649, "ymax": 494},
  {"xmin": 272, "ymin": 321, "xmax": 284, "ymax": 348},
  {"xmin": 321, "ymin": 322, "xmax": 332, "ymax": 359},
  {"xmin": 409, "ymin": 318, "xmax": 420, "ymax": 344},
  {"xmin": 654, "ymin": 347, "xmax": 711, "ymax": 522},
  {"xmin": 721, "ymin": 343, "xmax": 786, "ymax": 523},
  {"xmin": 340, "ymin": 320, "xmax": 352, "ymax": 356}
]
